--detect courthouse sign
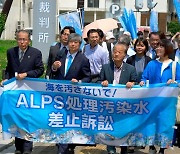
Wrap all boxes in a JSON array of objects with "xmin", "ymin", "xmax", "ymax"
[{"xmin": 32, "ymin": 0, "xmax": 56, "ymax": 62}]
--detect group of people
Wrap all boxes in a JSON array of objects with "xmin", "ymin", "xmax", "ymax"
[{"xmin": 1, "ymin": 26, "xmax": 180, "ymax": 154}]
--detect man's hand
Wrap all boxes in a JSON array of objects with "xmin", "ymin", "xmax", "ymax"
[
  {"xmin": 52, "ymin": 61, "xmax": 62, "ymax": 71},
  {"xmin": 0, "ymin": 79, "xmax": 8, "ymax": 86},
  {"xmin": 167, "ymin": 79, "xmax": 177, "ymax": 85},
  {"xmin": 71, "ymin": 78, "xmax": 78, "ymax": 83},
  {"xmin": 101, "ymin": 80, "xmax": 109, "ymax": 87},
  {"xmin": 139, "ymin": 81, "xmax": 145, "ymax": 87},
  {"xmin": 16, "ymin": 73, "xmax": 27, "ymax": 80},
  {"xmin": 126, "ymin": 82, "xmax": 134, "ymax": 89}
]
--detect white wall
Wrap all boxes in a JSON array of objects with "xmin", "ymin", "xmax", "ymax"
[
  {"xmin": 1, "ymin": 0, "xmax": 33, "ymax": 40},
  {"xmin": 1, "ymin": 0, "xmax": 170, "ymax": 40},
  {"xmin": 124, "ymin": 0, "xmax": 168, "ymax": 27},
  {"xmin": 125, "ymin": 0, "xmax": 167, "ymax": 12},
  {"xmin": 58, "ymin": 0, "xmax": 77, "ymax": 10}
]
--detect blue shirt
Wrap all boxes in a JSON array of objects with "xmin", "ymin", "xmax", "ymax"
[
  {"xmin": 146, "ymin": 47, "xmax": 156, "ymax": 59},
  {"xmin": 135, "ymin": 56, "xmax": 145, "ymax": 82},
  {"xmin": 84, "ymin": 44, "xmax": 109, "ymax": 75},
  {"xmin": 141, "ymin": 60, "xmax": 180, "ymax": 84}
]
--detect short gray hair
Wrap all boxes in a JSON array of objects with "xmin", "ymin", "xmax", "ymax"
[
  {"xmin": 68, "ymin": 33, "xmax": 82, "ymax": 44},
  {"xmin": 118, "ymin": 34, "xmax": 131, "ymax": 46},
  {"xmin": 113, "ymin": 42, "xmax": 128, "ymax": 55},
  {"xmin": 15, "ymin": 29, "xmax": 31, "ymax": 40}
]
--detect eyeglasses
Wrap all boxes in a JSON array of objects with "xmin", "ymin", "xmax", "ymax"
[{"xmin": 17, "ymin": 38, "xmax": 29, "ymax": 42}]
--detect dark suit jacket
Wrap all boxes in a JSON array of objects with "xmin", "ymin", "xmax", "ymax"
[
  {"xmin": 5, "ymin": 46, "xmax": 44, "ymax": 79},
  {"xmin": 100, "ymin": 62, "xmax": 137, "ymax": 84},
  {"xmin": 169, "ymin": 49, "xmax": 177, "ymax": 61},
  {"xmin": 53, "ymin": 50, "xmax": 91, "ymax": 83},
  {"xmin": 46, "ymin": 43, "xmax": 67, "ymax": 79},
  {"xmin": 46, "ymin": 43, "xmax": 61, "ymax": 78},
  {"xmin": 126, "ymin": 55, "xmax": 151, "ymax": 69}
]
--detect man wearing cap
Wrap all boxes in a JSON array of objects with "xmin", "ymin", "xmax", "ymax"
[
  {"xmin": 165, "ymin": 31, "xmax": 172, "ymax": 41},
  {"xmin": 143, "ymin": 28, "xmax": 150, "ymax": 40},
  {"xmin": 105, "ymin": 31, "xmax": 116, "ymax": 44},
  {"xmin": 137, "ymin": 31, "xmax": 144, "ymax": 40}
]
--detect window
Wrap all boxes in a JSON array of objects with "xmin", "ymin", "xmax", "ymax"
[
  {"xmin": 88, "ymin": 0, "xmax": 99, "ymax": 8},
  {"xmin": 77, "ymin": 0, "xmax": 84, "ymax": 8}
]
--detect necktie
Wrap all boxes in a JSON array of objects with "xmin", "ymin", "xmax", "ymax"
[
  {"xmin": 65, "ymin": 55, "xmax": 73, "ymax": 75},
  {"xmin": 61, "ymin": 46, "xmax": 67, "ymax": 54},
  {"xmin": 19, "ymin": 51, "xmax": 24, "ymax": 62},
  {"xmin": 152, "ymin": 49, "xmax": 156, "ymax": 59}
]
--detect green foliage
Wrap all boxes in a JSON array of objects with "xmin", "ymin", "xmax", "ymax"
[
  {"xmin": 167, "ymin": 21, "xmax": 180, "ymax": 35},
  {"xmin": 0, "ymin": 40, "xmax": 45, "ymax": 80},
  {"xmin": 0, "ymin": 13, "xmax": 6, "ymax": 34},
  {"xmin": 0, "ymin": 40, "xmax": 17, "ymax": 80}
]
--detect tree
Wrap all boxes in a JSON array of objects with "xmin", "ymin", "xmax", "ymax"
[
  {"xmin": 0, "ymin": 0, "xmax": 14, "ymax": 37},
  {"xmin": 167, "ymin": 21, "xmax": 180, "ymax": 35},
  {"xmin": 0, "ymin": 12, "xmax": 6, "ymax": 33}
]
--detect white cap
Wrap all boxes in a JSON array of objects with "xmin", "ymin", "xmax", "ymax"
[
  {"xmin": 123, "ymin": 31, "xmax": 131, "ymax": 36},
  {"xmin": 106, "ymin": 31, "xmax": 115, "ymax": 40}
]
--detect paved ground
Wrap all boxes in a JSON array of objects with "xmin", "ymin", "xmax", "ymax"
[{"xmin": 1, "ymin": 141, "xmax": 180, "ymax": 154}]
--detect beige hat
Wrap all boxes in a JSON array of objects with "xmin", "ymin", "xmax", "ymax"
[
  {"xmin": 165, "ymin": 31, "xmax": 172, "ymax": 36},
  {"xmin": 123, "ymin": 31, "xmax": 131, "ymax": 36},
  {"xmin": 106, "ymin": 31, "xmax": 115, "ymax": 40}
]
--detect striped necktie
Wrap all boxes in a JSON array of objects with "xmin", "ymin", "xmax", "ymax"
[
  {"xmin": 152, "ymin": 49, "xmax": 156, "ymax": 59},
  {"xmin": 19, "ymin": 51, "xmax": 24, "ymax": 62}
]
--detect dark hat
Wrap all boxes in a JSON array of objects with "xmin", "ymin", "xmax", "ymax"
[{"xmin": 137, "ymin": 31, "xmax": 143, "ymax": 36}]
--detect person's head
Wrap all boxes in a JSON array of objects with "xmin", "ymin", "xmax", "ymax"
[
  {"xmin": 137, "ymin": 31, "xmax": 144, "ymax": 39},
  {"xmin": 134, "ymin": 38, "xmax": 149, "ymax": 55},
  {"xmin": 123, "ymin": 31, "xmax": 131, "ymax": 37},
  {"xmin": 16, "ymin": 30, "xmax": 31, "ymax": 51},
  {"xmin": 118, "ymin": 34, "xmax": 131, "ymax": 47},
  {"xmin": 68, "ymin": 33, "xmax": 82, "ymax": 54},
  {"xmin": 149, "ymin": 32, "xmax": 160, "ymax": 49},
  {"xmin": 143, "ymin": 29, "xmax": 149, "ymax": 39},
  {"xmin": 112, "ymin": 43, "xmax": 127, "ymax": 63},
  {"xmin": 87, "ymin": 29, "xmax": 99, "ymax": 47},
  {"xmin": 165, "ymin": 31, "xmax": 172, "ymax": 40},
  {"xmin": 156, "ymin": 39, "xmax": 173, "ymax": 58},
  {"xmin": 60, "ymin": 26, "xmax": 75, "ymax": 46},
  {"xmin": 105, "ymin": 31, "xmax": 116, "ymax": 43},
  {"xmin": 97, "ymin": 29, "xmax": 104, "ymax": 45}
]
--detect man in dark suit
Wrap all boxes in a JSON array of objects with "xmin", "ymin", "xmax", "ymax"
[
  {"xmin": 146, "ymin": 32, "xmax": 160, "ymax": 59},
  {"xmin": 100, "ymin": 42, "xmax": 137, "ymax": 154},
  {"xmin": 2, "ymin": 30, "xmax": 44, "ymax": 154},
  {"xmin": 46, "ymin": 26, "xmax": 75, "ymax": 79},
  {"xmin": 52, "ymin": 33, "xmax": 91, "ymax": 154}
]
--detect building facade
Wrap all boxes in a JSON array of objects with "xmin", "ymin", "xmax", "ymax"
[{"xmin": 0, "ymin": 0, "xmax": 177, "ymax": 40}]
